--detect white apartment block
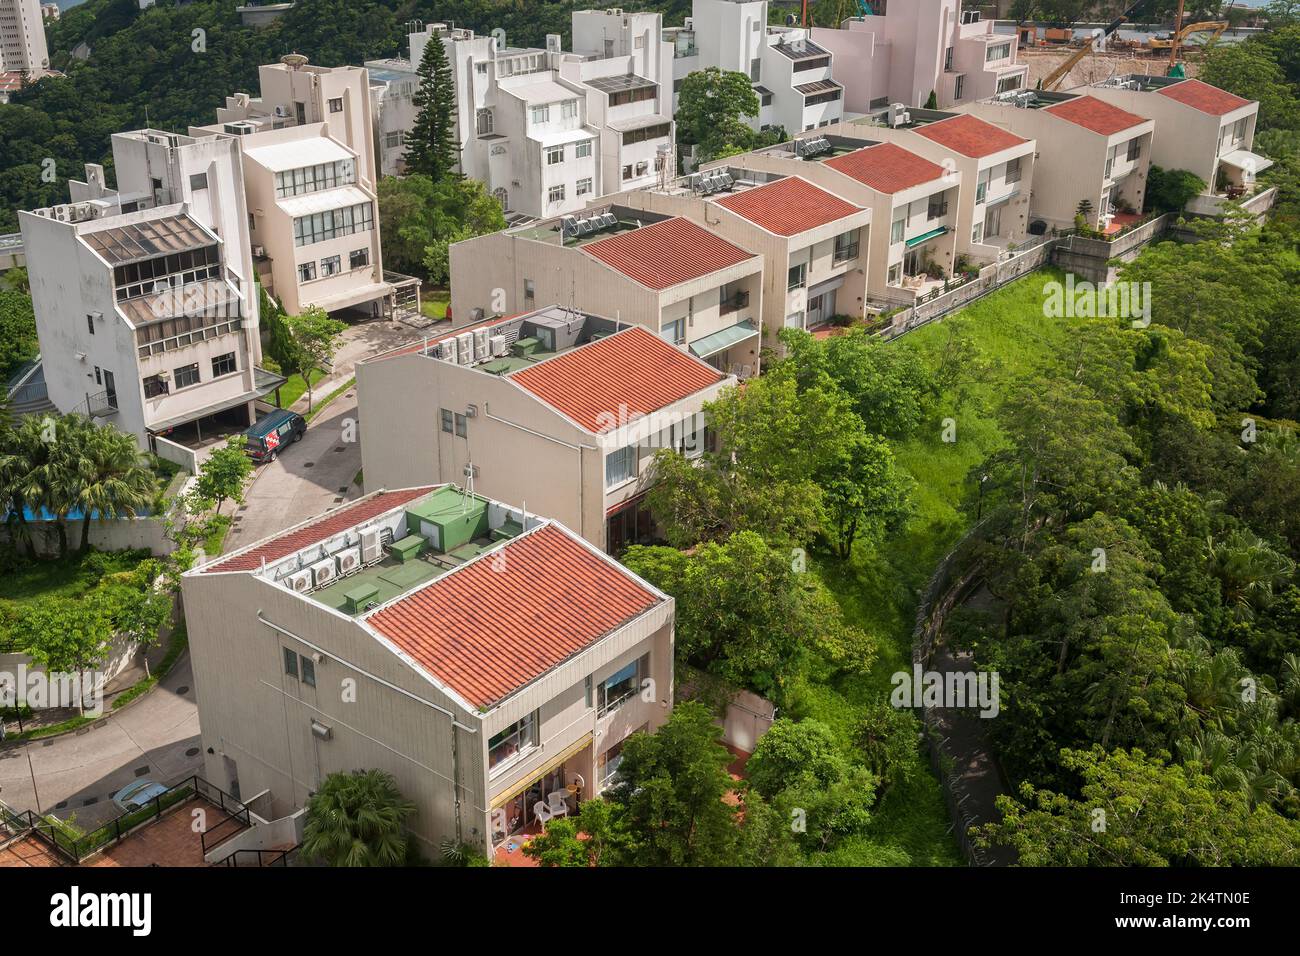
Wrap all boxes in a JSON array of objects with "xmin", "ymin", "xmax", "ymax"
[
  {"xmin": 662, "ymin": 0, "xmax": 844, "ymax": 136},
  {"xmin": 963, "ymin": 90, "xmax": 1155, "ymax": 234},
  {"xmin": 1086, "ymin": 75, "xmax": 1274, "ymax": 220},
  {"xmin": 449, "ymin": 209, "xmax": 764, "ymax": 378},
  {"xmin": 358, "ymin": 310, "xmax": 735, "ymax": 554},
  {"xmin": 812, "ymin": 1, "xmax": 1028, "ymax": 114},
  {"xmin": 364, "ymin": 11, "xmax": 674, "ymax": 221},
  {"xmin": 0, "ymin": 0, "xmax": 49, "ymax": 77},
  {"xmin": 831, "ymin": 108, "xmax": 1037, "ymax": 266},
  {"xmin": 608, "ymin": 169, "xmax": 870, "ymax": 339},
  {"xmin": 191, "ymin": 56, "xmax": 413, "ymax": 319},
  {"xmin": 18, "ymin": 130, "xmax": 279, "ymax": 452},
  {"xmin": 183, "ymin": 485, "xmax": 676, "ymax": 859}
]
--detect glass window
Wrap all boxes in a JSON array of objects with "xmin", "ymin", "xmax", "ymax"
[
  {"xmin": 298, "ymin": 261, "xmax": 316, "ymax": 283},
  {"xmin": 660, "ymin": 318, "xmax": 685, "ymax": 345},
  {"xmin": 211, "ymin": 352, "xmax": 236, "ymax": 378},
  {"xmin": 283, "ymin": 647, "xmax": 298, "ymax": 679},
  {"xmin": 530, "ymin": 104, "xmax": 550, "ymax": 124},
  {"xmin": 546, "ymin": 145, "xmax": 564, "ymax": 165},
  {"xmin": 173, "ymin": 363, "xmax": 200, "ymax": 389},
  {"xmin": 300, "ymin": 655, "xmax": 316, "ymax": 688},
  {"xmin": 890, "ymin": 216, "xmax": 905, "ymax": 244},
  {"xmin": 787, "ymin": 262, "xmax": 806, "ymax": 290},
  {"xmin": 598, "ymin": 656, "xmax": 645, "ymax": 715},
  {"xmin": 440, "ymin": 408, "xmax": 454, "ymax": 434},
  {"xmin": 189, "ymin": 173, "xmax": 208, "ymax": 191},
  {"xmin": 576, "ymin": 177, "xmax": 593, "ymax": 196},
  {"xmin": 1127, "ymin": 137, "xmax": 1141, "ymax": 162},
  {"xmin": 321, "ymin": 255, "xmax": 341, "ymax": 277},
  {"xmin": 576, "ymin": 139, "xmax": 593, "ymax": 159},
  {"xmin": 489, "ymin": 712, "xmax": 537, "ymax": 773},
  {"xmin": 562, "ymin": 99, "xmax": 578, "ymax": 119},
  {"xmin": 143, "ymin": 375, "xmax": 168, "ymax": 399},
  {"xmin": 547, "ymin": 184, "xmax": 565, "ymax": 204},
  {"xmin": 476, "ymin": 108, "xmax": 493, "ymax": 135},
  {"xmin": 454, "ymin": 413, "xmax": 468, "ymax": 438},
  {"xmin": 605, "ymin": 445, "xmax": 636, "ymax": 487},
  {"xmin": 328, "ymin": 97, "xmax": 343, "ymax": 113},
  {"xmin": 349, "ymin": 248, "xmax": 369, "ymax": 270},
  {"xmin": 1005, "ymin": 157, "xmax": 1022, "ymax": 184}
]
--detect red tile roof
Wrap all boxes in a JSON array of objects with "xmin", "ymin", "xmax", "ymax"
[
  {"xmin": 367, "ymin": 524, "xmax": 662, "ymax": 708},
  {"xmin": 583, "ymin": 217, "xmax": 755, "ymax": 290},
  {"xmin": 914, "ymin": 113, "xmax": 1029, "ymax": 158},
  {"xmin": 713, "ymin": 175, "xmax": 862, "ymax": 236},
  {"xmin": 203, "ymin": 487, "xmax": 435, "ymax": 572},
  {"xmin": 1045, "ymin": 95, "xmax": 1148, "ymax": 136},
  {"xmin": 1157, "ymin": 78, "xmax": 1252, "ymax": 116},
  {"xmin": 509, "ymin": 325, "xmax": 725, "ymax": 432},
  {"xmin": 823, "ymin": 142, "xmax": 947, "ymax": 194}
]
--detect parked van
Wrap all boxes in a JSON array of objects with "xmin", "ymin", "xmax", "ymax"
[{"xmin": 242, "ymin": 409, "xmax": 306, "ymax": 463}]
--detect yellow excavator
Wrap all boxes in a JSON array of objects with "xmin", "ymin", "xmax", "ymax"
[{"xmin": 1145, "ymin": 21, "xmax": 1228, "ymax": 51}]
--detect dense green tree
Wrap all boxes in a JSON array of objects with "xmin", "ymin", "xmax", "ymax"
[
  {"xmin": 284, "ymin": 307, "xmax": 347, "ymax": 412},
  {"xmin": 191, "ymin": 436, "xmax": 253, "ymax": 517},
  {"xmin": 301, "ymin": 769, "xmax": 415, "ymax": 867},
  {"xmin": 68, "ymin": 420, "xmax": 157, "ymax": 554},
  {"xmin": 405, "ymin": 33, "xmax": 460, "ymax": 182},
  {"xmin": 675, "ymin": 68, "xmax": 761, "ymax": 163}
]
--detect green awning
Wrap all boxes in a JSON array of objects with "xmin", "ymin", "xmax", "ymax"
[
  {"xmin": 689, "ymin": 321, "xmax": 759, "ymax": 360},
  {"xmin": 905, "ymin": 226, "xmax": 949, "ymax": 248}
]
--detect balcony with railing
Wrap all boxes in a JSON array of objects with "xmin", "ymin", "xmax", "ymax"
[{"xmin": 720, "ymin": 289, "xmax": 750, "ymax": 315}]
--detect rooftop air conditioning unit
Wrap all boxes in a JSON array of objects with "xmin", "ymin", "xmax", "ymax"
[
  {"xmin": 310, "ymin": 557, "xmax": 337, "ymax": 587},
  {"xmin": 473, "ymin": 328, "xmax": 490, "ymax": 360},
  {"xmin": 337, "ymin": 546, "xmax": 361, "ymax": 576},
  {"xmin": 274, "ymin": 105, "xmax": 290, "ymax": 118},
  {"xmin": 490, "ymin": 334, "xmax": 508, "ymax": 356},
  {"xmin": 360, "ymin": 527, "xmax": 383, "ymax": 563},
  {"xmin": 285, "ymin": 568, "xmax": 314, "ymax": 593},
  {"xmin": 456, "ymin": 332, "xmax": 474, "ymax": 364},
  {"xmin": 440, "ymin": 337, "xmax": 458, "ymax": 364}
]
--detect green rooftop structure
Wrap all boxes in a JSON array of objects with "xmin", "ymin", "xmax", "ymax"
[{"xmin": 404, "ymin": 486, "xmax": 489, "ymax": 553}]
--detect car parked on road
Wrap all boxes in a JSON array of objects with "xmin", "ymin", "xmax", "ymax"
[
  {"xmin": 241, "ymin": 409, "xmax": 306, "ymax": 463},
  {"xmin": 111, "ymin": 779, "xmax": 169, "ymax": 813}
]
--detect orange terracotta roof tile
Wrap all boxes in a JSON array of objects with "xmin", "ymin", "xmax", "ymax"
[
  {"xmin": 509, "ymin": 325, "xmax": 725, "ymax": 432},
  {"xmin": 914, "ymin": 113, "xmax": 1029, "ymax": 158},
  {"xmin": 583, "ymin": 217, "xmax": 755, "ymax": 290},
  {"xmin": 204, "ymin": 487, "xmax": 436, "ymax": 572},
  {"xmin": 713, "ymin": 175, "xmax": 862, "ymax": 235},
  {"xmin": 366, "ymin": 524, "xmax": 663, "ymax": 708},
  {"xmin": 824, "ymin": 142, "xmax": 947, "ymax": 194},
  {"xmin": 1157, "ymin": 78, "xmax": 1252, "ymax": 116},
  {"xmin": 1045, "ymin": 95, "xmax": 1148, "ymax": 136}
]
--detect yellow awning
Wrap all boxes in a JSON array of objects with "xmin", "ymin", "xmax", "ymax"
[{"xmin": 489, "ymin": 733, "xmax": 593, "ymax": 809}]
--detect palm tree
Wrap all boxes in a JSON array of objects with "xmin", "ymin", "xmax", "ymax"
[
  {"xmin": 70, "ymin": 422, "xmax": 156, "ymax": 553},
  {"xmin": 0, "ymin": 414, "xmax": 57, "ymax": 558},
  {"xmin": 301, "ymin": 769, "xmax": 416, "ymax": 867},
  {"xmin": 1207, "ymin": 529, "xmax": 1295, "ymax": 622}
]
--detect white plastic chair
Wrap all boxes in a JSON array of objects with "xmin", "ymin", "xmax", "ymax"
[
  {"xmin": 533, "ymin": 801, "xmax": 554, "ymax": 829},
  {"xmin": 547, "ymin": 790, "xmax": 570, "ymax": 818}
]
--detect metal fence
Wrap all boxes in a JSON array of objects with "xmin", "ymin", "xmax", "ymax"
[{"xmin": 3, "ymin": 775, "xmax": 248, "ymax": 864}]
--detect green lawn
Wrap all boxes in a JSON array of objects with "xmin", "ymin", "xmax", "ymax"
[
  {"xmin": 421, "ymin": 291, "xmax": 450, "ymax": 320},
  {"xmin": 276, "ymin": 369, "xmax": 321, "ymax": 410},
  {"xmin": 792, "ymin": 268, "xmax": 1082, "ymax": 866}
]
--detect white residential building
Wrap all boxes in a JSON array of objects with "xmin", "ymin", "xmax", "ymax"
[
  {"xmin": 811, "ymin": 1, "xmax": 1028, "ymax": 114},
  {"xmin": 364, "ymin": 12, "xmax": 674, "ymax": 220},
  {"xmin": 662, "ymin": 0, "xmax": 844, "ymax": 136},
  {"xmin": 0, "ymin": 0, "xmax": 49, "ymax": 76},
  {"xmin": 18, "ymin": 130, "xmax": 281, "ymax": 454},
  {"xmin": 190, "ymin": 56, "xmax": 414, "ymax": 319}
]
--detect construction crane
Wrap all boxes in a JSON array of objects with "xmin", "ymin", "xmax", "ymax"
[{"xmin": 1038, "ymin": 0, "xmax": 1157, "ymax": 92}]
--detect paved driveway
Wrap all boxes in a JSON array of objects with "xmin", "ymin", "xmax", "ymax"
[{"xmin": 0, "ymin": 655, "xmax": 202, "ymax": 829}]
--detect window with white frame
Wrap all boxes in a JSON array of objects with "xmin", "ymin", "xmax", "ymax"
[
  {"xmin": 576, "ymin": 177, "xmax": 593, "ymax": 196},
  {"xmin": 476, "ymin": 108, "xmax": 493, "ymax": 135},
  {"xmin": 888, "ymin": 262, "xmax": 903, "ymax": 285},
  {"xmin": 986, "ymin": 42, "xmax": 1010, "ymax": 62},
  {"xmin": 547, "ymin": 184, "xmax": 565, "ymax": 204},
  {"xmin": 488, "ymin": 712, "xmax": 538, "ymax": 774},
  {"xmin": 890, "ymin": 216, "xmax": 905, "ymax": 244},
  {"xmin": 598, "ymin": 655, "xmax": 648, "ymax": 716},
  {"xmin": 562, "ymin": 99, "xmax": 579, "ymax": 119},
  {"xmin": 546, "ymin": 145, "xmax": 565, "ymax": 165},
  {"xmin": 576, "ymin": 139, "xmax": 593, "ymax": 159},
  {"xmin": 530, "ymin": 104, "xmax": 550, "ymax": 124},
  {"xmin": 661, "ymin": 317, "xmax": 685, "ymax": 345},
  {"xmin": 605, "ymin": 444, "xmax": 636, "ymax": 487},
  {"xmin": 787, "ymin": 262, "xmax": 806, "ymax": 290},
  {"xmin": 320, "ymin": 255, "xmax": 341, "ymax": 277}
]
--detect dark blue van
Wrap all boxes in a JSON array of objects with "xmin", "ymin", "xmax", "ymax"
[{"xmin": 242, "ymin": 409, "xmax": 306, "ymax": 463}]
